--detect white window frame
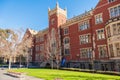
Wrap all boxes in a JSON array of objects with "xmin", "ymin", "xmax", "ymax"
[
  {"xmin": 64, "ymin": 27, "xmax": 69, "ymax": 35},
  {"xmin": 109, "ymin": 4, "xmax": 120, "ymax": 18},
  {"xmin": 98, "ymin": 45, "xmax": 107, "ymax": 58},
  {"xmin": 108, "ymin": 0, "xmax": 116, "ymax": 3},
  {"xmin": 96, "ymin": 28, "xmax": 105, "ymax": 40},
  {"xmin": 95, "ymin": 13, "xmax": 103, "ymax": 24},
  {"xmin": 78, "ymin": 20, "xmax": 90, "ymax": 31}
]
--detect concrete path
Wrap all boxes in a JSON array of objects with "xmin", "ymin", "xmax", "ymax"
[{"xmin": 0, "ymin": 68, "xmax": 43, "ymax": 80}]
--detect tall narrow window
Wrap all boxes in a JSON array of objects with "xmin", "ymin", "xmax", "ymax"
[
  {"xmin": 97, "ymin": 29, "xmax": 105, "ymax": 40},
  {"xmin": 109, "ymin": 44, "xmax": 114, "ymax": 57},
  {"xmin": 64, "ymin": 48, "xmax": 70, "ymax": 55},
  {"xmin": 36, "ymin": 45, "xmax": 39, "ymax": 52},
  {"xmin": 98, "ymin": 46, "xmax": 107, "ymax": 58},
  {"xmin": 114, "ymin": 7, "xmax": 118, "ymax": 17},
  {"xmin": 112, "ymin": 24, "xmax": 117, "ymax": 35},
  {"xmin": 64, "ymin": 37, "xmax": 70, "ymax": 44},
  {"xmin": 118, "ymin": 6, "xmax": 120, "ymax": 15},
  {"xmin": 64, "ymin": 28, "xmax": 69, "ymax": 35},
  {"xmin": 95, "ymin": 13, "xmax": 103, "ymax": 24},
  {"xmin": 117, "ymin": 23, "xmax": 120, "ymax": 34},
  {"xmin": 107, "ymin": 27, "xmax": 111, "ymax": 38},
  {"xmin": 115, "ymin": 43, "xmax": 120, "ymax": 56}
]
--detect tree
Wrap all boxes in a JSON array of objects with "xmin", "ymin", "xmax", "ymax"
[
  {"xmin": 0, "ymin": 28, "xmax": 32, "ymax": 69},
  {"xmin": 44, "ymin": 28, "xmax": 61, "ymax": 69}
]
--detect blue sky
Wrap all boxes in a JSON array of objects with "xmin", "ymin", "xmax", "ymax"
[{"xmin": 0, "ymin": 0, "xmax": 99, "ymax": 31}]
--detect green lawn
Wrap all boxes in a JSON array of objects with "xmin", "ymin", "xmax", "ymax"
[{"xmin": 11, "ymin": 68, "xmax": 120, "ymax": 80}]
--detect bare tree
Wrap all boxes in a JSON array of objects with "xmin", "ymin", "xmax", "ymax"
[
  {"xmin": 44, "ymin": 28, "xmax": 61, "ymax": 69},
  {"xmin": 0, "ymin": 28, "xmax": 32, "ymax": 69}
]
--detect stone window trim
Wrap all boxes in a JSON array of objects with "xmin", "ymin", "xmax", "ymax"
[
  {"xmin": 36, "ymin": 36, "xmax": 44, "ymax": 42},
  {"xmin": 105, "ymin": 21, "xmax": 120, "ymax": 38},
  {"xmin": 96, "ymin": 28, "xmax": 105, "ymax": 40},
  {"xmin": 108, "ymin": 44, "xmax": 114, "ymax": 57},
  {"xmin": 39, "ymin": 44, "xmax": 44, "ymax": 52},
  {"xmin": 64, "ymin": 48, "xmax": 70, "ymax": 55},
  {"xmin": 97, "ymin": 45, "xmax": 108, "ymax": 58},
  {"xmin": 63, "ymin": 37, "xmax": 70, "ymax": 45},
  {"xmin": 35, "ymin": 45, "xmax": 39, "ymax": 52},
  {"xmin": 115, "ymin": 43, "xmax": 120, "ymax": 56},
  {"xmin": 108, "ymin": 4, "xmax": 120, "ymax": 18},
  {"xmin": 108, "ymin": 0, "xmax": 116, "ymax": 3},
  {"xmin": 78, "ymin": 20, "xmax": 90, "ymax": 31},
  {"xmin": 63, "ymin": 27, "xmax": 69, "ymax": 35},
  {"xmin": 79, "ymin": 33, "xmax": 91, "ymax": 45},
  {"xmin": 36, "ymin": 37, "xmax": 39, "ymax": 42},
  {"xmin": 94, "ymin": 13, "xmax": 103, "ymax": 24},
  {"xmin": 80, "ymin": 47, "xmax": 92, "ymax": 59},
  {"xmin": 39, "ymin": 36, "xmax": 44, "ymax": 42},
  {"xmin": 51, "ymin": 18, "xmax": 55, "ymax": 25}
]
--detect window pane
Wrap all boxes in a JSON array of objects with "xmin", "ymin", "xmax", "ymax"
[
  {"xmin": 114, "ymin": 7, "xmax": 118, "ymax": 17},
  {"xmin": 110, "ymin": 8, "xmax": 114, "ymax": 18}
]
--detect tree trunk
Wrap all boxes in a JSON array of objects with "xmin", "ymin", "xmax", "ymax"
[
  {"xmin": 56, "ymin": 60, "xmax": 59, "ymax": 69},
  {"xmin": 51, "ymin": 60, "xmax": 53, "ymax": 69},
  {"xmin": 26, "ymin": 55, "xmax": 29, "ymax": 68},
  {"xmin": 8, "ymin": 56, "xmax": 12, "ymax": 69},
  {"xmin": 19, "ymin": 56, "xmax": 21, "ymax": 68}
]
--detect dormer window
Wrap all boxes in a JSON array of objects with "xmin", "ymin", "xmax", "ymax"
[{"xmin": 108, "ymin": 0, "xmax": 116, "ymax": 3}]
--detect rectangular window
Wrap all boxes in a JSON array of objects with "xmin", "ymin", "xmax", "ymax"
[
  {"xmin": 80, "ymin": 48, "xmax": 92, "ymax": 58},
  {"xmin": 97, "ymin": 29, "xmax": 105, "ymax": 40},
  {"xmin": 115, "ymin": 43, "xmax": 120, "ymax": 56},
  {"xmin": 64, "ymin": 48, "xmax": 70, "ymax": 55},
  {"xmin": 35, "ymin": 53, "xmax": 39, "ymax": 61},
  {"xmin": 36, "ymin": 45, "xmax": 39, "ymax": 52},
  {"xmin": 113, "ymin": 24, "xmax": 117, "ymax": 35},
  {"xmin": 118, "ymin": 6, "xmax": 120, "ymax": 15},
  {"xmin": 117, "ymin": 23, "xmax": 120, "ymax": 34},
  {"xmin": 79, "ymin": 21, "xmax": 89, "ymax": 31},
  {"xmin": 40, "ymin": 45, "xmax": 44, "ymax": 51},
  {"xmin": 107, "ymin": 27, "xmax": 111, "ymax": 38},
  {"xmin": 40, "ymin": 36, "xmax": 44, "ymax": 42},
  {"xmin": 98, "ymin": 45, "xmax": 107, "ymax": 58},
  {"xmin": 110, "ymin": 8, "xmax": 114, "ymax": 18},
  {"xmin": 108, "ymin": 0, "xmax": 115, "ymax": 3},
  {"xmin": 109, "ymin": 5, "xmax": 120, "ymax": 18},
  {"xmin": 80, "ymin": 34, "xmax": 91, "ymax": 44},
  {"xmin": 64, "ymin": 28, "xmax": 69, "ymax": 35},
  {"xmin": 36, "ymin": 37, "xmax": 39, "ymax": 42},
  {"xmin": 114, "ymin": 7, "xmax": 118, "ymax": 17},
  {"xmin": 95, "ymin": 13, "xmax": 103, "ymax": 24},
  {"xmin": 109, "ymin": 44, "xmax": 114, "ymax": 57}
]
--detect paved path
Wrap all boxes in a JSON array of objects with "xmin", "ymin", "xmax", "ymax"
[{"xmin": 0, "ymin": 68, "xmax": 43, "ymax": 80}]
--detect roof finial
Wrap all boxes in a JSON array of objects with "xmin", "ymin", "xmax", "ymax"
[
  {"xmin": 48, "ymin": 7, "xmax": 50, "ymax": 11},
  {"xmin": 56, "ymin": 1, "xmax": 59, "ymax": 8}
]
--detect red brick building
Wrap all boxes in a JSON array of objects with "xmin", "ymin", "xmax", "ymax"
[{"xmin": 26, "ymin": 0, "xmax": 120, "ymax": 71}]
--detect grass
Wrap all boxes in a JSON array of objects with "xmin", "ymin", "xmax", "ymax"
[{"xmin": 11, "ymin": 68, "xmax": 120, "ymax": 80}]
